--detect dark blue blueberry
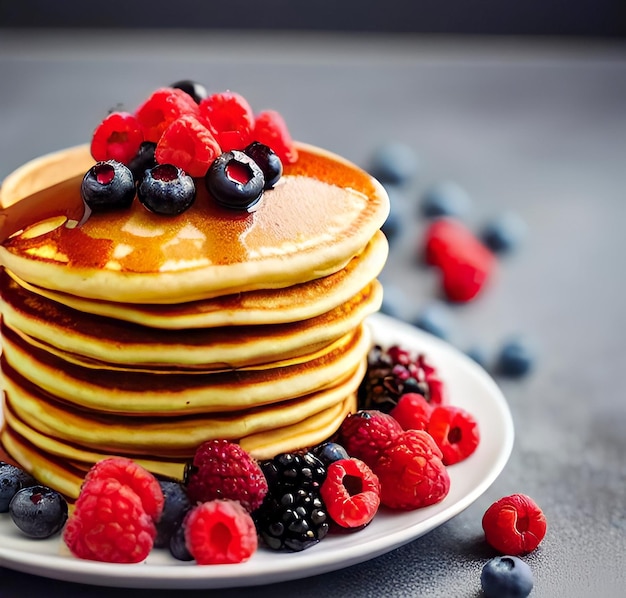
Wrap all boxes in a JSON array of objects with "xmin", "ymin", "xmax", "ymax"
[
  {"xmin": 496, "ymin": 336, "xmax": 536, "ymax": 377},
  {"xmin": 170, "ymin": 79, "xmax": 208, "ymax": 104},
  {"xmin": 381, "ymin": 203, "xmax": 402, "ymax": 243},
  {"xmin": 481, "ymin": 556, "xmax": 534, "ymax": 598},
  {"xmin": 9, "ymin": 485, "xmax": 68, "ymax": 539},
  {"xmin": 81, "ymin": 160, "xmax": 136, "ymax": 212},
  {"xmin": 244, "ymin": 141, "xmax": 283, "ymax": 189},
  {"xmin": 155, "ymin": 480, "xmax": 192, "ymax": 548},
  {"xmin": 0, "ymin": 462, "xmax": 37, "ymax": 512},
  {"xmin": 412, "ymin": 302, "xmax": 452, "ymax": 340},
  {"xmin": 420, "ymin": 181, "xmax": 471, "ymax": 219},
  {"xmin": 205, "ymin": 150, "xmax": 265, "ymax": 210},
  {"xmin": 368, "ymin": 142, "xmax": 419, "ymax": 186},
  {"xmin": 480, "ymin": 212, "xmax": 527, "ymax": 254},
  {"xmin": 169, "ymin": 518, "xmax": 194, "ymax": 561},
  {"xmin": 312, "ymin": 442, "xmax": 349, "ymax": 466},
  {"xmin": 127, "ymin": 141, "xmax": 157, "ymax": 181},
  {"xmin": 138, "ymin": 163, "xmax": 196, "ymax": 216}
]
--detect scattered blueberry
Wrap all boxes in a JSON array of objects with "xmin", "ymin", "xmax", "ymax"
[
  {"xmin": 155, "ymin": 480, "xmax": 192, "ymax": 548},
  {"xmin": 205, "ymin": 150, "xmax": 265, "ymax": 210},
  {"xmin": 169, "ymin": 518, "xmax": 194, "ymax": 561},
  {"xmin": 138, "ymin": 163, "xmax": 196, "ymax": 215},
  {"xmin": 480, "ymin": 212, "xmax": 527, "ymax": 254},
  {"xmin": 496, "ymin": 336, "xmax": 536, "ymax": 377},
  {"xmin": 481, "ymin": 555, "xmax": 534, "ymax": 598},
  {"xmin": 420, "ymin": 181, "xmax": 471, "ymax": 219},
  {"xmin": 170, "ymin": 79, "xmax": 208, "ymax": 104},
  {"xmin": 0, "ymin": 462, "xmax": 37, "ymax": 512},
  {"xmin": 243, "ymin": 141, "xmax": 283, "ymax": 189},
  {"xmin": 465, "ymin": 344, "xmax": 491, "ymax": 370},
  {"xmin": 81, "ymin": 161, "xmax": 136, "ymax": 212},
  {"xmin": 381, "ymin": 202, "xmax": 402, "ymax": 244},
  {"xmin": 368, "ymin": 142, "xmax": 419, "ymax": 186},
  {"xmin": 127, "ymin": 141, "xmax": 157, "ymax": 181},
  {"xmin": 9, "ymin": 485, "xmax": 68, "ymax": 539},
  {"xmin": 313, "ymin": 442, "xmax": 350, "ymax": 466},
  {"xmin": 412, "ymin": 302, "xmax": 452, "ymax": 340}
]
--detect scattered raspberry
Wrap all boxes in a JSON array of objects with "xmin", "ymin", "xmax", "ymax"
[
  {"xmin": 63, "ymin": 478, "xmax": 156, "ymax": 563},
  {"xmin": 427, "ymin": 405, "xmax": 480, "ymax": 465},
  {"xmin": 184, "ymin": 499, "xmax": 258, "ymax": 564},
  {"xmin": 82, "ymin": 457, "xmax": 164, "ymax": 522},
  {"xmin": 252, "ymin": 109, "xmax": 298, "ymax": 164},
  {"xmin": 184, "ymin": 440, "xmax": 268, "ymax": 512},
  {"xmin": 320, "ymin": 458, "xmax": 380, "ymax": 529},
  {"xmin": 374, "ymin": 429, "xmax": 450, "ymax": 510},
  {"xmin": 482, "ymin": 493, "xmax": 547, "ymax": 555},
  {"xmin": 338, "ymin": 410, "xmax": 403, "ymax": 467},
  {"xmin": 199, "ymin": 91, "xmax": 255, "ymax": 151},
  {"xmin": 90, "ymin": 111, "xmax": 144, "ymax": 165},
  {"xmin": 390, "ymin": 392, "xmax": 434, "ymax": 431}
]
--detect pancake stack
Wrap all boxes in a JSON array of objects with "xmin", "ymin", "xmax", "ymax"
[{"xmin": 0, "ymin": 142, "xmax": 389, "ymax": 499}]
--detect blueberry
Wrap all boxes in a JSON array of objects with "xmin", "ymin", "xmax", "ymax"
[
  {"xmin": 312, "ymin": 442, "xmax": 349, "ymax": 466},
  {"xmin": 127, "ymin": 141, "xmax": 157, "ymax": 181},
  {"xmin": 170, "ymin": 79, "xmax": 208, "ymax": 104},
  {"xmin": 138, "ymin": 163, "xmax": 196, "ymax": 215},
  {"xmin": 81, "ymin": 160, "xmax": 136, "ymax": 212},
  {"xmin": 243, "ymin": 142, "xmax": 283, "ymax": 189},
  {"xmin": 412, "ymin": 302, "xmax": 452, "ymax": 340},
  {"xmin": 169, "ymin": 519, "xmax": 194, "ymax": 561},
  {"xmin": 481, "ymin": 556, "xmax": 534, "ymax": 598},
  {"xmin": 205, "ymin": 150, "xmax": 265, "ymax": 210},
  {"xmin": 0, "ymin": 462, "xmax": 37, "ymax": 512},
  {"xmin": 480, "ymin": 212, "xmax": 527, "ymax": 254},
  {"xmin": 420, "ymin": 181, "xmax": 471, "ymax": 219},
  {"xmin": 465, "ymin": 344, "xmax": 490, "ymax": 370},
  {"xmin": 496, "ymin": 336, "xmax": 536, "ymax": 378},
  {"xmin": 9, "ymin": 485, "xmax": 68, "ymax": 539},
  {"xmin": 368, "ymin": 142, "xmax": 419, "ymax": 186},
  {"xmin": 155, "ymin": 480, "xmax": 191, "ymax": 548},
  {"xmin": 381, "ymin": 203, "xmax": 402, "ymax": 243}
]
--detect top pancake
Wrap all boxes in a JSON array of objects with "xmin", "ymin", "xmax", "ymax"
[{"xmin": 0, "ymin": 143, "xmax": 389, "ymax": 304}]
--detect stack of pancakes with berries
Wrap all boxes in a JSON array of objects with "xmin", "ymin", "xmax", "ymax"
[{"xmin": 0, "ymin": 85, "xmax": 389, "ymax": 499}]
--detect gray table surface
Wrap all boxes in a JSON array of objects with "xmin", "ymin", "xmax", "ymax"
[{"xmin": 0, "ymin": 30, "xmax": 625, "ymax": 598}]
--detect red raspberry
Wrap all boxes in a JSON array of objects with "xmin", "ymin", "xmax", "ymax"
[
  {"xmin": 135, "ymin": 87, "xmax": 200, "ymax": 143},
  {"xmin": 184, "ymin": 499, "xmax": 258, "ymax": 564},
  {"xmin": 252, "ymin": 110, "xmax": 298, "ymax": 164},
  {"xmin": 427, "ymin": 405, "xmax": 480, "ymax": 465},
  {"xmin": 63, "ymin": 478, "xmax": 156, "ymax": 563},
  {"xmin": 199, "ymin": 91, "xmax": 255, "ymax": 151},
  {"xmin": 90, "ymin": 111, "xmax": 144, "ymax": 165},
  {"xmin": 338, "ymin": 410, "xmax": 403, "ymax": 467},
  {"xmin": 390, "ymin": 393, "xmax": 434, "ymax": 431},
  {"xmin": 82, "ymin": 457, "xmax": 164, "ymax": 522},
  {"xmin": 155, "ymin": 114, "xmax": 222, "ymax": 177},
  {"xmin": 320, "ymin": 458, "xmax": 380, "ymax": 529},
  {"xmin": 185, "ymin": 440, "xmax": 268, "ymax": 512},
  {"xmin": 482, "ymin": 493, "xmax": 547, "ymax": 555},
  {"xmin": 374, "ymin": 430, "xmax": 450, "ymax": 510}
]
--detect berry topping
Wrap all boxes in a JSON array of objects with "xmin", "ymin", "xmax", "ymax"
[
  {"xmin": 199, "ymin": 91, "xmax": 255, "ymax": 151},
  {"xmin": 63, "ymin": 477, "xmax": 156, "ymax": 563},
  {"xmin": 482, "ymin": 494, "xmax": 547, "ymax": 555},
  {"xmin": 184, "ymin": 499, "xmax": 258, "ymax": 564},
  {"xmin": 260, "ymin": 451, "xmax": 326, "ymax": 495},
  {"xmin": 337, "ymin": 410, "xmax": 403, "ymax": 467},
  {"xmin": 8, "ymin": 485, "xmax": 68, "ymax": 539},
  {"xmin": 243, "ymin": 141, "xmax": 283, "ymax": 189},
  {"xmin": 127, "ymin": 141, "xmax": 157, "ymax": 180},
  {"xmin": 427, "ymin": 405, "xmax": 480, "ymax": 465},
  {"xmin": 154, "ymin": 480, "xmax": 191, "ymax": 549},
  {"xmin": 138, "ymin": 163, "xmax": 196, "ymax": 216},
  {"xmin": 495, "ymin": 336, "xmax": 536, "ymax": 378},
  {"xmin": 312, "ymin": 441, "xmax": 350, "ymax": 466},
  {"xmin": 374, "ymin": 429, "xmax": 450, "ymax": 510},
  {"xmin": 0, "ymin": 461, "xmax": 37, "ymax": 512},
  {"xmin": 90, "ymin": 111, "xmax": 144, "ymax": 165},
  {"xmin": 389, "ymin": 392, "xmax": 434, "ymax": 431},
  {"xmin": 155, "ymin": 114, "xmax": 222, "ymax": 177},
  {"xmin": 205, "ymin": 150, "xmax": 265, "ymax": 210},
  {"xmin": 169, "ymin": 519, "xmax": 194, "ymax": 561},
  {"xmin": 170, "ymin": 79, "xmax": 208, "ymax": 104},
  {"xmin": 320, "ymin": 458, "xmax": 380, "ymax": 529},
  {"xmin": 184, "ymin": 439, "xmax": 268, "ymax": 513},
  {"xmin": 252, "ymin": 109, "xmax": 298, "ymax": 165},
  {"xmin": 481, "ymin": 556, "xmax": 534, "ymax": 598},
  {"xmin": 80, "ymin": 160, "xmax": 136, "ymax": 212}
]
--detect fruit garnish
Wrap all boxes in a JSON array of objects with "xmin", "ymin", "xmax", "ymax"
[
  {"xmin": 260, "ymin": 451, "xmax": 326, "ymax": 495},
  {"xmin": 481, "ymin": 556, "xmax": 534, "ymax": 598},
  {"xmin": 170, "ymin": 79, "xmax": 208, "ymax": 104},
  {"xmin": 90, "ymin": 111, "xmax": 144, "ymax": 165},
  {"xmin": 252, "ymin": 110, "xmax": 298, "ymax": 164},
  {"xmin": 0, "ymin": 461, "xmax": 37, "ymax": 512},
  {"xmin": 154, "ymin": 480, "xmax": 191, "ymax": 549},
  {"xmin": 427, "ymin": 405, "xmax": 480, "ymax": 465},
  {"xmin": 205, "ymin": 150, "xmax": 265, "ymax": 210},
  {"xmin": 495, "ymin": 336, "xmax": 536, "ymax": 378},
  {"xmin": 138, "ymin": 163, "xmax": 196, "ymax": 216},
  {"xmin": 81, "ymin": 160, "xmax": 136, "ymax": 212},
  {"xmin": 389, "ymin": 392, "xmax": 434, "ymax": 431},
  {"xmin": 243, "ymin": 141, "xmax": 283, "ymax": 189},
  {"xmin": 312, "ymin": 441, "xmax": 350, "ymax": 466},
  {"xmin": 199, "ymin": 91, "xmax": 255, "ymax": 151},
  {"xmin": 127, "ymin": 141, "xmax": 157, "ymax": 180},
  {"xmin": 9, "ymin": 485, "xmax": 68, "ymax": 539},
  {"xmin": 419, "ymin": 181, "xmax": 472, "ymax": 219}
]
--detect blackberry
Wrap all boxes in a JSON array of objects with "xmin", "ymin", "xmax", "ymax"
[{"xmin": 260, "ymin": 451, "xmax": 326, "ymax": 495}]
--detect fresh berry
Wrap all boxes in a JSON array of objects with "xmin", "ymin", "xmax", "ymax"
[
  {"xmin": 482, "ymin": 494, "xmax": 547, "ymax": 555},
  {"xmin": 243, "ymin": 141, "xmax": 283, "ymax": 189},
  {"xmin": 495, "ymin": 337, "xmax": 536, "ymax": 378},
  {"xmin": 0, "ymin": 462, "xmax": 36, "ymax": 512},
  {"xmin": 480, "ymin": 212, "xmax": 526, "ymax": 254},
  {"xmin": 63, "ymin": 477, "xmax": 156, "ymax": 563},
  {"xmin": 199, "ymin": 91, "xmax": 255, "ymax": 151},
  {"xmin": 169, "ymin": 519, "xmax": 194, "ymax": 561},
  {"xmin": 368, "ymin": 142, "xmax": 419, "ymax": 186},
  {"xmin": 82, "ymin": 457, "xmax": 164, "ymax": 522},
  {"xmin": 389, "ymin": 393, "xmax": 434, "ymax": 431},
  {"xmin": 381, "ymin": 200, "xmax": 401, "ymax": 244},
  {"xmin": 138, "ymin": 163, "xmax": 196, "ymax": 216},
  {"xmin": 127, "ymin": 141, "xmax": 157, "ymax": 180},
  {"xmin": 170, "ymin": 79, "xmax": 208, "ymax": 104},
  {"xmin": 374, "ymin": 429, "xmax": 450, "ymax": 510},
  {"xmin": 481, "ymin": 556, "xmax": 534, "ymax": 598},
  {"xmin": 412, "ymin": 301, "xmax": 452, "ymax": 340},
  {"xmin": 184, "ymin": 499, "xmax": 258, "ymax": 564},
  {"xmin": 135, "ymin": 87, "xmax": 200, "ymax": 143},
  {"xmin": 81, "ymin": 161, "xmax": 136, "ymax": 212},
  {"xmin": 254, "ymin": 488, "xmax": 329, "ymax": 552},
  {"xmin": 260, "ymin": 451, "xmax": 326, "ymax": 495},
  {"xmin": 312, "ymin": 442, "xmax": 350, "ymax": 466},
  {"xmin": 9, "ymin": 485, "xmax": 68, "ymax": 539},
  {"xmin": 154, "ymin": 480, "xmax": 191, "ymax": 548},
  {"xmin": 337, "ymin": 410, "xmax": 403, "ymax": 467},
  {"xmin": 252, "ymin": 110, "xmax": 298, "ymax": 164},
  {"xmin": 320, "ymin": 458, "xmax": 380, "ymax": 529},
  {"xmin": 90, "ymin": 111, "xmax": 144, "ymax": 165},
  {"xmin": 205, "ymin": 150, "xmax": 265, "ymax": 210},
  {"xmin": 184, "ymin": 439, "xmax": 268, "ymax": 513},
  {"xmin": 420, "ymin": 181, "xmax": 471, "ymax": 219},
  {"xmin": 427, "ymin": 405, "xmax": 480, "ymax": 465},
  {"xmin": 155, "ymin": 114, "xmax": 222, "ymax": 177}
]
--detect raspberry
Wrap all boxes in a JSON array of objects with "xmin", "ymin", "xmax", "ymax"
[
  {"xmin": 374, "ymin": 429, "xmax": 450, "ymax": 510},
  {"xmin": 320, "ymin": 458, "xmax": 380, "ymax": 529},
  {"xmin": 90, "ymin": 111, "xmax": 144, "ymax": 165},
  {"xmin": 338, "ymin": 410, "xmax": 403, "ymax": 467},
  {"xmin": 82, "ymin": 457, "xmax": 164, "ymax": 522},
  {"xmin": 482, "ymin": 493, "xmax": 547, "ymax": 555},
  {"xmin": 390, "ymin": 393, "xmax": 434, "ymax": 431},
  {"xmin": 427, "ymin": 405, "xmax": 480, "ymax": 465},
  {"xmin": 135, "ymin": 87, "xmax": 200, "ymax": 143},
  {"xmin": 199, "ymin": 91, "xmax": 255, "ymax": 151},
  {"xmin": 252, "ymin": 110, "xmax": 298, "ymax": 164},
  {"xmin": 63, "ymin": 478, "xmax": 156, "ymax": 563},
  {"xmin": 155, "ymin": 114, "xmax": 222, "ymax": 177},
  {"xmin": 184, "ymin": 440, "xmax": 268, "ymax": 512},
  {"xmin": 184, "ymin": 499, "xmax": 257, "ymax": 564}
]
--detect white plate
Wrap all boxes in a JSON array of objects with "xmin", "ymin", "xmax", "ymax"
[{"xmin": 0, "ymin": 313, "xmax": 514, "ymax": 589}]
